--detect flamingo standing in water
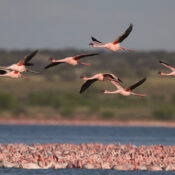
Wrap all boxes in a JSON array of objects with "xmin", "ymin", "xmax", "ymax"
[
  {"xmin": 0, "ymin": 50, "xmax": 39, "ymax": 73},
  {"xmin": 89, "ymin": 24, "xmax": 134, "ymax": 52},
  {"xmin": 80, "ymin": 73, "xmax": 122, "ymax": 93},
  {"xmin": 0, "ymin": 69, "xmax": 29, "ymax": 79},
  {"xmin": 44, "ymin": 53, "xmax": 99, "ymax": 69},
  {"xmin": 102, "ymin": 78, "xmax": 147, "ymax": 97},
  {"xmin": 158, "ymin": 60, "xmax": 175, "ymax": 76}
]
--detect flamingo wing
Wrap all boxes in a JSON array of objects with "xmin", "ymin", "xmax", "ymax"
[
  {"xmin": 126, "ymin": 77, "xmax": 146, "ymax": 91},
  {"xmin": 104, "ymin": 73, "xmax": 123, "ymax": 83},
  {"xmin": 74, "ymin": 53, "xmax": 99, "ymax": 60},
  {"xmin": 18, "ymin": 50, "xmax": 38, "ymax": 65},
  {"xmin": 0, "ymin": 69, "xmax": 8, "ymax": 74},
  {"xmin": 110, "ymin": 80, "xmax": 123, "ymax": 90},
  {"xmin": 91, "ymin": 36, "xmax": 103, "ymax": 44},
  {"xmin": 44, "ymin": 62, "xmax": 63, "ymax": 69},
  {"xmin": 159, "ymin": 60, "xmax": 175, "ymax": 71},
  {"xmin": 80, "ymin": 79, "xmax": 98, "ymax": 93},
  {"xmin": 113, "ymin": 24, "xmax": 133, "ymax": 44}
]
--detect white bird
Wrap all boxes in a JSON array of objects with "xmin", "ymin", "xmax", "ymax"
[
  {"xmin": 0, "ymin": 69, "xmax": 29, "ymax": 79},
  {"xmin": 102, "ymin": 78, "xmax": 147, "ymax": 97},
  {"xmin": 0, "ymin": 50, "xmax": 39, "ymax": 73},
  {"xmin": 80, "ymin": 73, "xmax": 122, "ymax": 93},
  {"xmin": 89, "ymin": 24, "xmax": 134, "ymax": 52},
  {"xmin": 44, "ymin": 53, "xmax": 99, "ymax": 69},
  {"xmin": 158, "ymin": 60, "xmax": 175, "ymax": 76}
]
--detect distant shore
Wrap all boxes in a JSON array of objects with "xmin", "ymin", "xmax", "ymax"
[{"xmin": 0, "ymin": 119, "xmax": 175, "ymax": 127}]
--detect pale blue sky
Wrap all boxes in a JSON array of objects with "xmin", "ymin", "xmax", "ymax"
[{"xmin": 0, "ymin": 0, "xmax": 175, "ymax": 50}]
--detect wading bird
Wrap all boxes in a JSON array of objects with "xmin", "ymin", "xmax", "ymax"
[
  {"xmin": 102, "ymin": 78, "xmax": 147, "ymax": 97},
  {"xmin": 158, "ymin": 60, "xmax": 175, "ymax": 76},
  {"xmin": 89, "ymin": 24, "xmax": 134, "ymax": 52},
  {"xmin": 0, "ymin": 69, "xmax": 29, "ymax": 79},
  {"xmin": 0, "ymin": 50, "xmax": 39, "ymax": 73},
  {"xmin": 80, "ymin": 73, "xmax": 122, "ymax": 93},
  {"xmin": 44, "ymin": 53, "xmax": 99, "ymax": 69}
]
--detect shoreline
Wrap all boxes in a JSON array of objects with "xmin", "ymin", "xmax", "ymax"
[{"xmin": 0, "ymin": 119, "xmax": 175, "ymax": 127}]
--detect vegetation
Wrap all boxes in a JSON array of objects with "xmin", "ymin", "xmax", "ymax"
[{"xmin": 0, "ymin": 49, "xmax": 175, "ymax": 121}]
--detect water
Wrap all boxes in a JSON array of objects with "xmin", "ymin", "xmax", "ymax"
[
  {"xmin": 0, "ymin": 124, "xmax": 175, "ymax": 175},
  {"xmin": 0, "ymin": 124, "xmax": 175, "ymax": 145}
]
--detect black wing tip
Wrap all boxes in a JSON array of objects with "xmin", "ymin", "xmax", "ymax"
[{"xmin": 159, "ymin": 60, "xmax": 167, "ymax": 64}]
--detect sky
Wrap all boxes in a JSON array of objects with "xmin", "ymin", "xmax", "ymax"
[{"xmin": 0, "ymin": 0, "xmax": 175, "ymax": 51}]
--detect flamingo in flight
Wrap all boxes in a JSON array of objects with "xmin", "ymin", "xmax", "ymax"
[
  {"xmin": 89, "ymin": 24, "xmax": 134, "ymax": 52},
  {"xmin": 0, "ymin": 69, "xmax": 29, "ymax": 79},
  {"xmin": 44, "ymin": 53, "xmax": 99, "ymax": 69},
  {"xmin": 158, "ymin": 60, "xmax": 175, "ymax": 76},
  {"xmin": 80, "ymin": 73, "xmax": 122, "ymax": 93},
  {"xmin": 102, "ymin": 78, "xmax": 147, "ymax": 97},
  {"xmin": 0, "ymin": 50, "xmax": 39, "ymax": 73}
]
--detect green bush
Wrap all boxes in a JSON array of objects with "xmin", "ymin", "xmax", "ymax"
[
  {"xmin": 152, "ymin": 105, "xmax": 174, "ymax": 120},
  {"xmin": 0, "ymin": 91, "xmax": 19, "ymax": 110}
]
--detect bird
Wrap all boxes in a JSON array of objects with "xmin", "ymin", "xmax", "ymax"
[
  {"xmin": 80, "ymin": 73, "xmax": 122, "ymax": 93},
  {"xmin": 44, "ymin": 53, "xmax": 99, "ymax": 69},
  {"xmin": 158, "ymin": 60, "xmax": 175, "ymax": 76},
  {"xmin": 0, "ymin": 69, "xmax": 29, "ymax": 79},
  {"xmin": 102, "ymin": 77, "xmax": 147, "ymax": 97},
  {"xmin": 0, "ymin": 50, "xmax": 39, "ymax": 73},
  {"xmin": 89, "ymin": 24, "xmax": 134, "ymax": 52}
]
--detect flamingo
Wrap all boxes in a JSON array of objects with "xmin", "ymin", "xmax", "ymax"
[
  {"xmin": 44, "ymin": 53, "xmax": 99, "ymax": 69},
  {"xmin": 102, "ymin": 78, "xmax": 147, "ymax": 97},
  {"xmin": 89, "ymin": 24, "xmax": 134, "ymax": 52},
  {"xmin": 0, "ymin": 50, "xmax": 39, "ymax": 73},
  {"xmin": 80, "ymin": 73, "xmax": 122, "ymax": 93},
  {"xmin": 0, "ymin": 69, "xmax": 29, "ymax": 79},
  {"xmin": 158, "ymin": 60, "xmax": 175, "ymax": 76}
]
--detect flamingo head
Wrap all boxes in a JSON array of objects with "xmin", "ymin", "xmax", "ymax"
[
  {"xmin": 49, "ymin": 58, "xmax": 56, "ymax": 63},
  {"xmin": 89, "ymin": 42, "xmax": 94, "ymax": 46}
]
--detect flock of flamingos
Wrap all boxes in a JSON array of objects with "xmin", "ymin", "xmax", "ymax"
[
  {"xmin": 0, "ymin": 24, "xmax": 174, "ymax": 98},
  {"xmin": 1, "ymin": 24, "xmax": 175, "ymax": 171}
]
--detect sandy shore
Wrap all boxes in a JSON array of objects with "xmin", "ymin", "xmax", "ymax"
[
  {"xmin": 0, "ymin": 119, "xmax": 175, "ymax": 127},
  {"xmin": 0, "ymin": 143, "xmax": 175, "ymax": 170}
]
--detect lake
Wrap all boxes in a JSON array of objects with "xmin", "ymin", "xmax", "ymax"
[{"xmin": 0, "ymin": 124, "xmax": 175, "ymax": 175}]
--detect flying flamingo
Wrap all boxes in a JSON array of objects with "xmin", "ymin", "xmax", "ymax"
[
  {"xmin": 0, "ymin": 50, "xmax": 39, "ymax": 73},
  {"xmin": 0, "ymin": 69, "xmax": 29, "ymax": 79},
  {"xmin": 80, "ymin": 73, "xmax": 122, "ymax": 93},
  {"xmin": 89, "ymin": 24, "xmax": 134, "ymax": 52},
  {"xmin": 102, "ymin": 78, "xmax": 147, "ymax": 97},
  {"xmin": 44, "ymin": 53, "xmax": 99, "ymax": 69},
  {"xmin": 158, "ymin": 60, "xmax": 175, "ymax": 76}
]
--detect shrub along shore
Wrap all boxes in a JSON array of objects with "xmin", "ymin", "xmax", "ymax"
[{"xmin": 0, "ymin": 49, "xmax": 175, "ymax": 121}]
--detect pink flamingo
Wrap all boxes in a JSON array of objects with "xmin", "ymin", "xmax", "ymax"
[
  {"xmin": 89, "ymin": 24, "xmax": 134, "ymax": 52},
  {"xmin": 102, "ymin": 78, "xmax": 147, "ymax": 97},
  {"xmin": 0, "ymin": 50, "xmax": 39, "ymax": 73},
  {"xmin": 80, "ymin": 73, "xmax": 122, "ymax": 93},
  {"xmin": 158, "ymin": 60, "xmax": 175, "ymax": 76},
  {"xmin": 44, "ymin": 53, "xmax": 99, "ymax": 69}
]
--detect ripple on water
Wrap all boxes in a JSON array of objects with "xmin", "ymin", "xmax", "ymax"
[{"xmin": 0, "ymin": 168, "xmax": 175, "ymax": 175}]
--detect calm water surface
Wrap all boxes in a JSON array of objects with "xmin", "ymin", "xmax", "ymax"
[{"xmin": 0, "ymin": 124, "xmax": 175, "ymax": 175}]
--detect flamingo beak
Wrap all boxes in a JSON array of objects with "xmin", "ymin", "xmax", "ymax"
[{"xmin": 89, "ymin": 42, "xmax": 93, "ymax": 46}]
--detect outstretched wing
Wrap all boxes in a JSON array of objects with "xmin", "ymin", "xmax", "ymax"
[
  {"xmin": 18, "ymin": 50, "xmax": 38, "ymax": 65},
  {"xmin": 44, "ymin": 62, "xmax": 63, "ymax": 69},
  {"xmin": 110, "ymin": 80, "xmax": 123, "ymax": 90},
  {"xmin": 0, "ymin": 69, "xmax": 8, "ymax": 75},
  {"xmin": 91, "ymin": 36, "xmax": 103, "ymax": 44},
  {"xmin": 159, "ymin": 60, "xmax": 175, "ymax": 71},
  {"xmin": 104, "ymin": 73, "xmax": 123, "ymax": 83},
  {"xmin": 113, "ymin": 24, "xmax": 133, "ymax": 44},
  {"xmin": 126, "ymin": 78, "xmax": 146, "ymax": 91},
  {"xmin": 74, "ymin": 53, "xmax": 99, "ymax": 60},
  {"xmin": 80, "ymin": 79, "xmax": 98, "ymax": 93}
]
